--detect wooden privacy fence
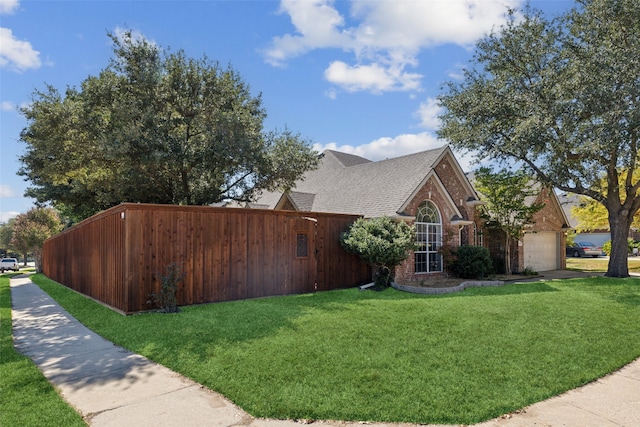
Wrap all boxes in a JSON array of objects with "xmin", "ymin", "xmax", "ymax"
[{"xmin": 43, "ymin": 203, "xmax": 371, "ymax": 314}]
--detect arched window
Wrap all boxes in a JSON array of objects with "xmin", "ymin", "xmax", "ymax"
[{"xmin": 415, "ymin": 201, "xmax": 443, "ymax": 273}]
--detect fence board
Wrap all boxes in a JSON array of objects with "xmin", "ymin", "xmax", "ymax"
[{"xmin": 43, "ymin": 204, "xmax": 370, "ymax": 314}]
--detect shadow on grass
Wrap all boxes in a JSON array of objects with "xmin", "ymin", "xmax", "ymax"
[
  {"xmin": 32, "ymin": 274, "xmax": 566, "ymax": 353},
  {"xmin": 367, "ymin": 281, "xmax": 560, "ymax": 299},
  {"xmin": 25, "ymin": 273, "xmax": 640, "ymax": 425}
]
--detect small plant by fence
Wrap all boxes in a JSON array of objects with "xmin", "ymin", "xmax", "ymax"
[{"xmin": 147, "ymin": 262, "xmax": 186, "ymax": 313}]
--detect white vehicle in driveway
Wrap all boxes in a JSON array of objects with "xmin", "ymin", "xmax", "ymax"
[{"xmin": 0, "ymin": 258, "xmax": 19, "ymax": 272}]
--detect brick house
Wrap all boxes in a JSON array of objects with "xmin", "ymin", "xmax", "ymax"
[
  {"xmin": 483, "ymin": 183, "xmax": 570, "ymax": 273},
  {"xmin": 252, "ymin": 145, "xmax": 568, "ymax": 281},
  {"xmin": 253, "ymin": 145, "xmax": 483, "ymax": 282}
]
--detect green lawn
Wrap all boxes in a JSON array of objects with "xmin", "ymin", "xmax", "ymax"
[
  {"xmin": 567, "ymin": 256, "xmax": 640, "ymax": 272},
  {"xmin": 31, "ymin": 273, "xmax": 640, "ymax": 425},
  {"xmin": 0, "ymin": 274, "xmax": 86, "ymax": 427}
]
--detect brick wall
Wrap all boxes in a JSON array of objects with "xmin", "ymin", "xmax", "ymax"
[
  {"xmin": 486, "ymin": 186, "xmax": 567, "ymax": 273},
  {"xmin": 394, "ymin": 152, "xmax": 481, "ymax": 284}
]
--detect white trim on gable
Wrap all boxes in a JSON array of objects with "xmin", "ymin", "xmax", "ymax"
[
  {"xmin": 398, "ymin": 170, "xmax": 464, "ymax": 222},
  {"xmin": 275, "ymin": 193, "xmax": 295, "ymax": 210},
  {"xmin": 436, "ymin": 146, "xmax": 481, "ymax": 201}
]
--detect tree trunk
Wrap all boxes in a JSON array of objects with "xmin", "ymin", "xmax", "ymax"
[
  {"xmin": 605, "ymin": 214, "xmax": 631, "ymax": 278},
  {"xmin": 33, "ymin": 248, "xmax": 43, "ymax": 274},
  {"xmin": 504, "ymin": 234, "xmax": 512, "ymax": 274}
]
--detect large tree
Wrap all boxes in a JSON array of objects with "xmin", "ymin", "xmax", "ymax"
[
  {"xmin": 19, "ymin": 31, "xmax": 318, "ymax": 222},
  {"xmin": 438, "ymin": 0, "xmax": 640, "ymax": 278}
]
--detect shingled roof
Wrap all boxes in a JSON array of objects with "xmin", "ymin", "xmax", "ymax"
[{"xmin": 253, "ymin": 145, "xmax": 457, "ymax": 218}]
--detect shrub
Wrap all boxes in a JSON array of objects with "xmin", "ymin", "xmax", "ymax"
[
  {"xmin": 452, "ymin": 245, "xmax": 493, "ymax": 279},
  {"xmin": 602, "ymin": 240, "xmax": 612, "ymax": 256},
  {"xmin": 340, "ymin": 216, "xmax": 416, "ymax": 288},
  {"xmin": 148, "ymin": 262, "xmax": 185, "ymax": 313},
  {"xmin": 439, "ymin": 230, "xmax": 458, "ymax": 274},
  {"xmin": 491, "ymin": 256, "xmax": 506, "ymax": 274}
]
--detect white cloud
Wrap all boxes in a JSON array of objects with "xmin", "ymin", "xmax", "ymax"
[
  {"xmin": 314, "ymin": 132, "xmax": 442, "ymax": 161},
  {"xmin": 0, "ymin": 0, "xmax": 19, "ymax": 15},
  {"xmin": 325, "ymin": 87, "xmax": 338, "ymax": 100},
  {"xmin": 264, "ymin": 0, "xmax": 351, "ymax": 66},
  {"xmin": 324, "ymin": 60, "xmax": 421, "ymax": 93},
  {"xmin": 0, "ymin": 184, "xmax": 16, "ymax": 198},
  {"xmin": 314, "ymin": 131, "xmax": 479, "ymax": 172},
  {"xmin": 0, "ymin": 211, "xmax": 19, "ymax": 223},
  {"xmin": 0, "ymin": 27, "xmax": 41, "ymax": 72},
  {"xmin": 1, "ymin": 100, "xmax": 14, "ymax": 111},
  {"xmin": 349, "ymin": 0, "xmax": 519, "ymax": 50},
  {"xmin": 266, "ymin": 0, "xmax": 522, "ymax": 94},
  {"xmin": 415, "ymin": 98, "xmax": 443, "ymax": 130}
]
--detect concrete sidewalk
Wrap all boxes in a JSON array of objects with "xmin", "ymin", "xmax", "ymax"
[{"xmin": 10, "ymin": 274, "xmax": 640, "ymax": 427}]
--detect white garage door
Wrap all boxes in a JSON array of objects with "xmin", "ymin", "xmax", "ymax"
[{"xmin": 523, "ymin": 232, "xmax": 559, "ymax": 272}]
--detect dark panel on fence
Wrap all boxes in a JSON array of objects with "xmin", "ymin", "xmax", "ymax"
[{"xmin": 43, "ymin": 204, "xmax": 371, "ymax": 314}]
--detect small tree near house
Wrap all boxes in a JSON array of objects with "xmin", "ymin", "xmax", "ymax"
[
  {"xmin": 340, "ymin": 216, "xmax": 416, "ymax": 288},
  {"xmin": 473, "ymin": 167, "xmax": 544, "ymax": 274}
]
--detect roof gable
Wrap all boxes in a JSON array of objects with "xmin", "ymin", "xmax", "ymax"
[
  {"xmin": 276, "ymin": 191, "xmax": 316, "ymax": 211},
  {"xmin": 400, "ymin": 147, "xmax": 479, "ymax": 213},
  {"xmin": 324, "ymin": 150, "xmax": 372, "ymax": 167},
  {"xmin": 536, "ymin": 186, "xmax": 571, "ymax": 229},
  {"xmin": 252, "ymin": 145, "xmax": 477, "ymax": 218}
]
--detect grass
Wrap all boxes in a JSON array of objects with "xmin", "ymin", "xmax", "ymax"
[
  {"xmin": 31, "ymin": 273, "xmax": 640, "ymax": 425},
  {"xmin": 567, "ymin": 256, "xmax": 640, "ymax": 272},
  {"xmin": 0, "ymin": 274, "xmax": 86, "ymax": 427}
]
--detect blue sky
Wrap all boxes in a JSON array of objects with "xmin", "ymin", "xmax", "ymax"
[{"xmin": 0, "ymin": 0, "xmax": 573, "ymax": 221}]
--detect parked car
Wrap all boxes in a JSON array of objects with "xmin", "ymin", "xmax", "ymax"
[
  {"xmin": 0, "ymin": 257, "xmax": 19, "ymax": 272},
  {"xmin": 566, "ymin": 242, "xmax": 602, "ymax": 258}
]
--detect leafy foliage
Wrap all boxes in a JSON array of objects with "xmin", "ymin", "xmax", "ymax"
[
  {"xmin": 0, "ymin": 218, "xmax": 16, "ymax": 256},
  {"xmin": 438, "ymin": 0, "xmax": 640, "ymax": 277},
  {"xmin": 18, "ymin": 31, "xmax": 318, "ymax": 222},
  {"xmin": 10, "ymin": 208, "xmax": 63, "ymax": 272},
  {"xmin": 572, "ymin": 170, "xmax": 640, "ymax": 232},
  {"xmin": 148, "ymin": 262, "xmax": 185, "ymax": 313},
  {"xmin": 451, "ymin": 245, "xmax": 493, "ymax": 279},
  {"xmin": 473, "ymin": 167, "xmax": 544, "ymax": 273},
  {"xmin": 602, "ymin": 239, "xmax": 640, "ymax": 256},
  {"xmin": 340, "ymin": 216, "xmax": 416, "ymax": 288}
]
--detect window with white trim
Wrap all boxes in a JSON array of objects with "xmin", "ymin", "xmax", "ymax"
[
  {"xmin": 474, "ymin": 223, "xmax": 484, "ymax": 247},
  {"xmin": 415, "ymin": 201, "xmax": 443, "ymax": 273}
]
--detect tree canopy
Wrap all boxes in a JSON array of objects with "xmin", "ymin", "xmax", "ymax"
[
  {"xmin": 438, "ymin": 0, "xmax": 640, "ymax": 277},
  {"xmin": 11, "ymin": 207, "xmax": 63, "ymax": 272},
  {"xmin": 0, "ymin": 218, "xmax": 16, "ymax": 257},
  {"xmin": 19, "ymin": 31, "xmax": 318, "ymax": 222}
]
